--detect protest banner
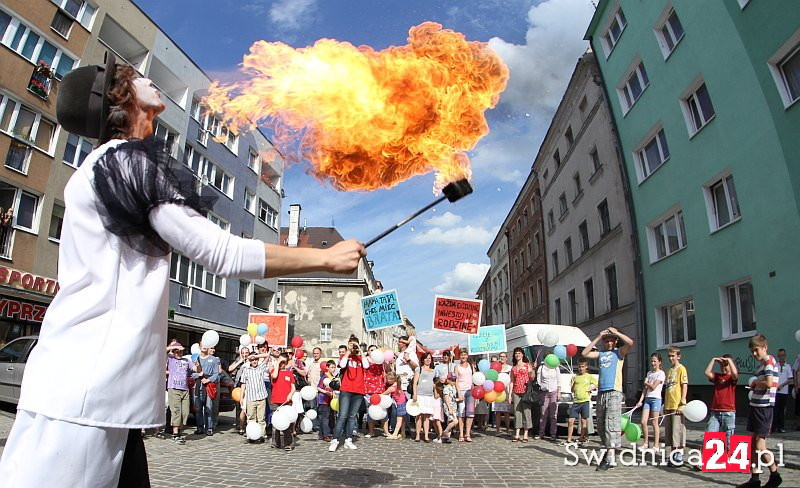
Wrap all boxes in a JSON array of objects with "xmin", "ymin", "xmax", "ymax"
[
  {"xmin": 432, "ymin": 295, "xmax": 482, "ymax": 335},
  {"xmin": 468, "ymin": 324, "xmax": 507, "ymax": 355},
  {"xmin": 249, "ymin": 312, "xmax": 289, "ymax": 347},
  {"xmin": 361, "ymin": 289, "xmax": 404, "ymax": 331}
]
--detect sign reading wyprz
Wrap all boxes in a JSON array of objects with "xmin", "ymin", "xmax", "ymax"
[{"xmin": 361, "ymin": 289, "xmax": 404, "ymax": 331}]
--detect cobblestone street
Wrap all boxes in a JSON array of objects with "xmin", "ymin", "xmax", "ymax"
[{"xmin": 3, "ymin": 406, "xmax": 794, "ymax": 487}]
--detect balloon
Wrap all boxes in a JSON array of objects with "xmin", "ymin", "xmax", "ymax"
[
  {"xmin": 370, "ymin": 349, "xmax": 384, "ymax": 364},
  {"xmin": 247, "ymin": 323, "xmax": 258, "ymax": 337},
  {"xmin": 620, "ymin": 415, "xmax": 629, "ymax": 431},
  {"xmin": 484, "ymin": 390, "xmax": 498, "ymax": 403},
  {"xmin": 482, "ymin": 380, "xmax": 495, "ymax": 393},
  {"xmin": 554, "ymin": 345, "xmax": 567, "ymax": 359},
  {"xmin": 368, "ymin": 405, "xmax": 388, "ymax": 420},
  {"xmin": 497, "ymin": 372, "xmax": 511, "ymax": 386},
  {"xmin": 748, "ymin": 391, "xmax": 753, "ymax": 401},
  {"xmin": 384, "ymin": 350, "xmax": 395, "ymax": 363},
  {"xmin": 748, "ymin": 376, "xmax": 757, "ymax": 388},
  {"xmin": 471, "ymin": 385, "xmax": 485, "ymax": 400},
  {"xmin": 291, "ymin": 336, "xmax": 304, "ymax": 348},
  {"xmin": 300, "ymin": 386, "xmax": 317, "ymax": 401},
  {"xmin": 323, "ymin": 378, "xmax": 331, "ymax": 387},
  {"xmin": 300, "ymin": 417, "xmax": 313, "ymax": 433},
  {"xmin": 295, "ymin": 350, "xmax": 305, "ymax": 360},
  {"xmin": 537, "ymin": 329, "xmax": 548, "ymax": 344},
  {"xmin": 190, "ymin": 353, "xmax": 199, "ymax": 362},
  {"xmin": 379, "ymin": 395, "xmax": 392, "ymax": 409},
  {"xmin": 496, "ymin": 391, "xmax": 507, "ymax": 403},
  {"xmin": 370, "ymin": 394, "xmax": 381, "ymax": 406},
  {"xmin": 257, "ymin": 323, "xmax": 268, "ymax": 335},
  {"xmin": 231, "ymin": 387, "xmax": 242, "ymax": 403},
  {"xmin": 566, "ymin": 344, "xmax": 578, "ymax": 357},
  {"xmin": 246, "ymin": 421, "xmax": 262, "ymax": 440},
  {"xmin": 624, "ymin": 423, "xmax": 642, "ymax": 443},
  {"xmin": 478, "ymin": 359, "xmax": 490, "ymax": 372},
  {"xmin": 256, "ymin": 335, "xmax": 266, "ymax": 345},
  {"xmin": 305, "ymin": 409, "xmax": 318, "ymax": 420},
  {"xmin": 683, "ymin": 400, "xmax": 708, "ymax": 422},
  {"xmin": 271, "ymin": 411, "xmax": 291, "ymax": 431},
  {"xmin": 406, "ymin": 400, "xmax": 421, "ymax": 417},
  {"xmin": 239, "ymin": 334, "xmax": 250, "ymax": 347},
  {"xmin": 320, "ymin": 362, "xmax": 329, "ymax": 373},
  {"xmin": 493, "ymin": 381, "xmax": 506, "ymax": 393},
  {"xmin": 545, "ymin": 354, "xmax": 560, "ymax": 368},
  {"xmin": 278, "ymin": 405, "xmax": 298, "ymax": 423},
  {"xmin": 331, "ymin": 397, "xmax": 339, "ymax": 411},
  {"xmin": 485, "ymin": 369, "xmax": 499, "ymax": 382},
  {"xmin": 795, "ymin": 329, "xmax": 800, "ymax": 344},
  {"xmin": 490, "ymin": 361, "xmax": 502, "ymax": 373},
  {"xmin": 543, "ymin": 331, "xmax": 559, "ymax": 348},
  {"xmin": 472, "ymin": 372, "xmax": 486, "ymax": 386},
  {"xmin": 190, "ymin": 343, "xmax": 201, "ymax": 355}
]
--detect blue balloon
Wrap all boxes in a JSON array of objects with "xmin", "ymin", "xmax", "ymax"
[
  {"xmin": 478, "ymin": 359, "xmax": 490, "ymax": 372},
  {"xmin": 554, "ymin": 345, "xmax": 567, "ymax": 359},
  {"xmin": 191, "ymin": 353, "xmax": 199, "ymax": 362},
  {"xmin": 257, "ymin": 323, "xmax": 268, "ymax": 335}
]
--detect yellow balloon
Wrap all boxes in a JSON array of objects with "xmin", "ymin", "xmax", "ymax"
[
  {"xmin": 484, "ymin": 390, "xmax": 498, "ymax": 403},
  {"xmin": 247, "ymin": 323, "xmax": 258, "ymax": 336},
  {"xmin": 496, "ymin": 391, "xmax": 507, "ymax": 403},
  {"xmin": 231, "ymin": 387, "xmax": 242, "ymax": 402},
  {"xmin": 331, "ymin": 397, "xmax": 339, "ymax": 412}
]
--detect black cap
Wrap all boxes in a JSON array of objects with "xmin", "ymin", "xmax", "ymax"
[{"xmin": 56, "ymin": 52, "xmax": 116, "ymax": 140}]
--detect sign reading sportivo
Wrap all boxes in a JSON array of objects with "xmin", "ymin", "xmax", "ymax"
[{"xmin": 0, "ymin": 266, "xmax": 59, "ymax": 296}]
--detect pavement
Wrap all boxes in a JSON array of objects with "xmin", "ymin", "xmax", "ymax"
[{"xmin": 0, "ymin": 405, "xmax": 798, "ymax": 487}]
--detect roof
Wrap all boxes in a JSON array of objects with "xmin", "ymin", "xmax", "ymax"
[{"xmin": 278, "ymin": 226, "xmax": 358, "ymax": 279}]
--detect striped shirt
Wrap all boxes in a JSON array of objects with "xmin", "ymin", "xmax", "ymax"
[
  {"xmin": 750, "ymin": 354, "xmax": 778, "ymax": 408},
  {"xmin": 240, "ymin": 362, "xmax": 269, "ymax": 401}
]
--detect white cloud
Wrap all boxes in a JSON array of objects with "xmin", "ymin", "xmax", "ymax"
[
  {"xmin": 415, "ymin": 328, "xmax": 466, "ymax": 349},
  {"xmin": 423, "ymin": 211, "xmax": 463, "ymax": 227},
  {"xmin": 412, "ymin": 225, "xmax": 494, "ymax": 247},
  {"xmin": 432, "ymin": 262, "xmax": 490, "ymax": 297},
  {"xmin": 269, "ymin": 0, "xmax": 318, "ymax": 31}
]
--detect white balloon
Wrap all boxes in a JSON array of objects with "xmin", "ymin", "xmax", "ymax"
[
  {"xmin": 795, "ymin": 329, "xmax": 800, "ymax": 344},
  {"xmin": 301, "ymin": 385, "xmax": 317, "ymax": 401},
  {"xmin": 323, "ymin": 378, "xmax": 331, "ymax": 387},
  {"xmin": 748, "ymin": 390, "xmax": 753, "ymax": 401},
  {"xmin": 278, "ymin": 404, "xmax": 298, "ymax": 423},
  {"xmin": 239, "ymin": 334, "xmax": 250, "ymax": 347},
  {"xmin": 246, "ymin": 421, "xmax": 263, "ymax": 440},
  {"xmin": 537, "ymin": 329, "xmax": 548, "ymax": 344},
  {"xmin": 379, "ymin": 394, "xmax": 392, "ymax": 409},
  {"xmin": 543, "ymin": 331, "xmax": 559, "ymax": 348},
  {"xmin": 256, "ymin": 335, "xmax": 266, "ymax": 345},
  {"xmin": 369, "ymin": 349, "xmax": 384, "ymax": 364},
  {"xmin": 472, "ymin": 372, "xmax": 486, "ymax": 386},
  {"xmin": 190, "ymin": 343, "xmax": 201, "ymax": 355},
  {"xmin": 748, "ymin": 376, "xmax": 757, "ymax": 388},
  {"xmin": 497, "ymin": 372, "xmax": 511, "ymax": 386},
  {"xmin": 406, "ymin": 400, "xmax": 421, "ymax": 417},
  {"xmin": 683, "ymin": 400, "xmax": 708, "ymax": 423},
  {"xmin": 305, "ymin": 409, "xmax": 318, "ymax": 420},
  {"xmin": 368, "ymin": 405, "xmax": 387, "ymax": 420},
  {"xmin": 300, "ymin": 417, "xmax": 314, "ymax": 433},
  {"xmin": 201, "ymin": 330, "xmax": 219, "ymax": 348},
  {"xmin": 271, "ymin": 411, "xmax": 291, "ymax": 431}
]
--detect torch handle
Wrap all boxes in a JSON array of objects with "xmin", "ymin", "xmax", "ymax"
[{"xmin": 364, "ymin": 195, "xmax": 447, "ymax": 248}]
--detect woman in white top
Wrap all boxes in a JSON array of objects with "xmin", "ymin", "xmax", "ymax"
[
  {"xmin": 636, "ymin": 352, "xmax": 665, "ymax": 450},
  {"xmin": 0, "ymin": 54, "xmax": 365, "ymax": 488}
]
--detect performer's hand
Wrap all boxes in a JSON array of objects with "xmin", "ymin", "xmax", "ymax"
[{"xmin": 322, "ymin": 240, "xmax": 366, "ymax": 273}]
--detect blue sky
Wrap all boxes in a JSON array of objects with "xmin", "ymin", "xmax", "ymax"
[{"xmin": 134, "ymin": 0, "xmax": 596, "ymax": 348}]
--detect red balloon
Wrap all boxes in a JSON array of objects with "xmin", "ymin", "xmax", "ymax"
[
  {"xmin": 291, "ymin": 336, "xmax": 303, "ymax": 348},
  {"xmin": 493, "ymin": 381, "xmax": 505, "ymax": 393},
  {"xmin": 295, "ymin": 349, "xmax": 305, "ymax": 360},
  {"xmin": 320, "ymin": 362, "xmax": 329, "ymax": 372},
  {"xmin": 471, "ymin": 385, "xmax": 485, "ymax": 400},
  {"xmin": 490, "ymin": 361, "xmax": 502, "ymax": 372},
  {"xmin": 566, "ymin": 344, "xmax": 578, "ymax": 357},
  {"xmin": 370, "ymin": 394, "xmax": 381, "ymax": 405}
]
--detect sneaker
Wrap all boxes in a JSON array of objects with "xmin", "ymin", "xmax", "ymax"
[
  {"xmin": 206, "ymin": 429, "xmax": 213, "ymax": 436},
  {"xmin": 432, "ymin": 437, "xmax": 442, "ymax": 444},
  {"xmin": 560, "ymin": 440, "xmax": 576, "ymax": 446},
  {"xmin": 549, "ymin": 436, "xmax": 558, "ymax": 442},
  {"xmin": 344, "ymin": 438, "xmax": 358, "ymax": 450},
  {"xmin": 763, "ymin": 472, "xmax": 782, "ymax": 488},
  {"xmin": 533, "ymin": 435, "xmax": 541, "ymax": 440},
  {"xmin": 328, "ymin": 439, "xmax": 339, "ymax": 452},
  {"xmin": 596, "ymin": 460, "xmax": 613, "ymax": 471},
  {"xmin": 443, "ymin": 437, "xmax": 452, "ymax": 444},
  {"xmin": 171, "ymin": 435, "xmax": 185, "ymax": 445},
  {"xmin": 364, "ymin": 434, "xmax": 372, "ymax": 438},
  {"xmin": 323, "ymin": 436, "xmax": 332, "ymax": 441},
  {"xmin": 777, "ymin": 428, "xmax": 786, "ymax": 434},
  {"xmin": 735, "ymin": 479, "xmax": 761, "ymax": 488}
]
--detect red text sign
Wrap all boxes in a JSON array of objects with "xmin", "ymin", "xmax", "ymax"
[
  {"xmin": 432, "ymin": 295, "xmax": 482, "ymax": 335},
  {"xmin": 701, "ymin": 433, "xmax": 751, "ymax": 472},
  {"xmin": 249, "ymin": 313, "xmax": 289, "ymax": 348}
]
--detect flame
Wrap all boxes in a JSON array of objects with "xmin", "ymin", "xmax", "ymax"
[{"xmin": 206, "ymin": 22, "xmax": 508, "ymax": 192}]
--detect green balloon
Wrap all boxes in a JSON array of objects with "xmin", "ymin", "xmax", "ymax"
[
  {"xmin": 624, "ymin": 423, "xmax": 642, "ymax": 443},
  {"xmin": 620, "ymin": 415, "xmax": 629, "ymax": 431},
  {"xmin": 485, "ymin": 369, "xmax": 499, "ymax": 381},
  {"xmin": 544, "ymin": 354, "xmax": 559, "ymax": 368}
]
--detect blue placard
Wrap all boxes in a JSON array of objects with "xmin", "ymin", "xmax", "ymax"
[
  {"xmin": 361, "ymin": 289, "xmax": 404, "ymax": 331},
  {"xmin": 468, "ymin": 324, "xmax": 507, "ymax": 355}
]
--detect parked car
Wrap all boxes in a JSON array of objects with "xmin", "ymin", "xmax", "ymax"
[
  {"xmin": 0, "ymin": 336, "xmax": 38, "ymax": 404},
  {"xmin": 187, "ymin": 370, "xmax": 236, "ymax": 414}
]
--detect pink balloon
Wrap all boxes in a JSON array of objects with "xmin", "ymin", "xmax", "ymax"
[{"xmin": 384, "ymin": 350, "xmax": 396, "ymax": 362}]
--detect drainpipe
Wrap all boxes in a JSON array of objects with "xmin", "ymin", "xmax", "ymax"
[{"xmin": 504, "ymin": 229, "xmax": 513, "ymax": 327}]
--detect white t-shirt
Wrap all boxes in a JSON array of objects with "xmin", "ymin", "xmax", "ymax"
[
  {"xmin": 777, "ymin": 361, "xmax": 793, "ymax": 395},
  {"xmin": 18, "ymin": 140, "xmax": 266, "ymax": 429},
  {"xmin": 646, "ymin": 370, "xmax": 666, "ymax": 398},
  {"xmin": 395, "ymin": 348, "xmax": 418, "ymax": 390}
]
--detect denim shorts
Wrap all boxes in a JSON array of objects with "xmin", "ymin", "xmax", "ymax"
[
  {"xmin": 569, "ymin": 401, "xmax": 590, "ymax": 419},
  {"xmin": 643, "ymin": 397, "xmax": 662, "ymax": 413}
]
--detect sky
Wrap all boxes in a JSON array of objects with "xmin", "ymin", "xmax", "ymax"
[{"xmin": 133, "ymin": 0, "xmax": 596, "ymax": 348}]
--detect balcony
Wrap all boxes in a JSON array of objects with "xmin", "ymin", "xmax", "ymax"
[
  {"xmin": 0, "ymin": 226, "xmax": 14, "ymax": 260},
  {"xmin": 28, "ymin": 62, "xmax": 55, "ymax": 100}
]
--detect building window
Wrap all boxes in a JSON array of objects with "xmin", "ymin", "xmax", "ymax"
[
  {"xmin": 5, "ymin": 140, "xmax": 31, "ymax": 173},
  {"xmin": 579, "ymin": 95, "xmax": 588, "ymax": 115},
  {"xmin": 320, "ymin": 323, "xmax": 332, "ymax": 342},
  {"xmin": 0, "ymin": 96, "xmax": 57, "ymax": 154},
  {"xmin": 51, "ymin": 11, "xmax": 73, "ymax": 38},
  {"xmin": 559, "ymin": 193, "xmax": 568, "ymax": 217},
  {"xmin": 529, "ymin": 285, "xmax": 535, "ymax": 307},
  {"xmin": 533, "ymin": 232, "xmax": 541, "ymax": 258},
  {"xmin": 573, "ymin": 172, "xmax": 583, "ymax": 199},
  {"xmin": 190, "ymin": 98, "xmax": 202, "ymax": 121},
  {"xmin": 564, "ymin": 237, "xmax": 573, "ymax": 266},
  {"xmin": 207, "ymin": 213, "xmax": 230, "ymax": 232},
  {"xmin": 597, "ymin": 199, "xmax": 611, "ymax": 235},
  {"xmin": 584, "ymin": 278, "xmax": 595, "ymax": 320},
  {"xmin": 568, "ymin": 289, "xmax": 577, "ymax": 325},
  {"xmin": 619, "ymin": 61, "xmax": 649, "ymax": 112},
  {"xmin": 590, "ymin": 148, "xmax": 601, "ymax": 175},
  {"xmin": 551, "ymin": 250, "xmax": 559, "ymax": 276},
  {"xmin": 51, "ymin": 0, "xmax": 96, "ymax": 29},
  {"xmin": 62, "ymin": 132, "xmax": 93, "ymax": 167},
  {"xmin": 780, "ymin": 46, "xmax": 800, "ymax": 103},
  {"xmin": 705, "ymin": 174, "xmax": 741, "ymax": 230},
  {"xmin": 655, "ymin": 8, "xmax": 684, "ymax": 58},
  {"xmin": 48, "ymin": 203, "xmax": 64, "ymax": 241},
  {"xmin": 553, "ymin": 149, "xmax": 561, "ymax": 168},
  {"xmin": 537, "ymin": 279, "xmax": 543, "ymax": 306},
  {"xmin": 238, "ymin": 280, "xmax": 251, "ymax": 305},
  {"xmin": 649, "ymin": 209, "xmax": 687, "ymax": 261},
  {"xmin": 526, "ymin": 241, "xmax": 532, "ymax": 267},
  {"xmin": 636, "ymin": 127, "xmax": 670, "ymax": 181},
  {"xmin": 602, "ymin": 7, "xmax": 627, "ymax": 54},
  {"xmin": 248, "ymin": 149, "xmax": 261, "ymax": 174},
  {"xmin": 768, "ymin": 34, "xmax": 800, "ymax": 107},
  {"xmin": 513, "ymin": 257, "xmax": 519, "ymax": 278},
  {"xmin": 208, "ymin": 163, "xmax": 232, "ymax": 197},
  {"xmin": 722, "ymin": 280, "xmax": 756, "ymax": 338},
  {"xmin": 258, "ymin": 199, "xmax": 278, "ymax": 228},
  {"xmin": 605, "ymin": 264, "xmax": 618, "ymax": 311},
  {"xmin": 0, "ymin": 15, "xmax": 76, "ymax": 78},
  {"xmin": 244, "ymin": 188, "xmax": 256, "ymax": 214},
  {"xmin": 193, "ymin": 262, "xmax": 225, "ymax": 296},
  {"xmin": 681, "ymin": 81, "xmax": 715, "ymax": 135},
  {"xmin": 522, "ymin": 291, "xmax": 528, "ymax": 312},
  {"xmin": 170, "ymin": 252, "xmax": 191, "ymax": 284},
  {"xmin": 579, "ymin": 220, "xmax": 590, "ymax": 253},
  {"xmin": 565, "ymin": 126, "xmax": 574, "ymax": 147},
  {"xmin": 659, "ymin": 298, "xmax": 696, "ymax": 346},
  {"xmin": 554, "ymin": 298, "xmax": 561, "ymax": 324},
  {"xmin": 153, "ymin": 121, "xmax": 177, "ymax": 157},
  {"xmin": 547, "ymin": 209, "xmax": 555, "ymax": 233},
  {"xmin": 0, "ymin": 184, "xmax": 40, "ymax": 232}
]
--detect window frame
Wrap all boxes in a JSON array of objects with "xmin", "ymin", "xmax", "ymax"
[
  {"xmin": 657, "ymin": 297, "xmax": 696, "ymax": 347},
  {"xmin": 601, "ymin": 5, "xmax": 628, "ymax": 57},
  {"xmin": 634, "ymin": 126, "xmax": 670, "ymax": 183},
  {"xmin": 0, "ymin": 12, "xmax": 77, "ymax": 79},
  {"xmin": 62, "ymin": 132, "xmax": 93, "ymax": 168},
  {"xmin": 703, "ymin": 172, "xmax": 741, "ymax": 232},
  {"xmin": 597, "ymin": 199, "xmax": 611, "ymax": 236},
  {"xmin": 617, "ymin": 59, "xmax": 649, "ymax": 113},
  {"xmin": 648, "ymin": 208, "xmax": 687, "ymax": 263},
  {"xmin": 653, "ymin": 7, "xmax": 685, "ymax": 59},
  {"xmin": 584, "ymin": 277, "xmax": 595, "ymax": 320},
  {"xmin": 767, "ymin": 30, "xmax": 800, "ymax": 108},
  {"xmin": 320, "ymin": 322, "xmax": 332, "ymax": 342},
  {"xmin": 680, "ymin": 79, "xmax": 716, "ymax": 136},
  {"xmin": 605, "ymin": 263, "xmax": 618, "ymax": 311},
  {"xmin": 47, "ymin": 201, "xmax": 65, "ymax": 242},
  {"xmin": 238, "ymin": 280, "xmax": 252, "ymax": 305},
  {"xmin": 244, "ymin": 188, "xmax": 256, "ymax": 215},
  {"xmin": 720, "ymin": 278, "xmax": 756, "ymax": 339},
  {"xmin": 0, "ymin": 94, "xmax": 59, "ymax": 156},
  {"xmin": 258, "ymin": 199, "xmax": 278, "ymax": 229}
]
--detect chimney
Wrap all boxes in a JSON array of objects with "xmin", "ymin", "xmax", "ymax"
[{"xmin": 287, "ymin": 204, "xmax": 301, "ymax": 247}]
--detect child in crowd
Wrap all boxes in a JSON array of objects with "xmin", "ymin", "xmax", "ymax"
[
  {"xmin": 239, "ymin": 351, "xmax": 271, "ymax": 443},
  {"xmin": 316, "ymin": 360, "xmax": 337, "ymax": 441},
  {"xmin": 385, "ymin": 372, "xmax": 408, "ymax": 439},
  {"xmin": 737, "ymin": 334, "xmax": 781, "ymax": 488},
  {"xmin": 270, "ymin": 353, "xmax": 296, "ymax": 450},
  {"xmin": 663, "ymin": 346, "xmax": 688, "ymax": 465},
  {"xmin": 565, "ymin": 357, "xmax": 597, "ymax": 447},
  {"xmin": 166, "ymin": 342, "xmax": 192, "ymax": 444},
  {"xmin": 636, "ymin": 352, "xmax": 665, "ymax": 451},
  {"xmin": 705, "ymin": 354, "xmax": 738, "ymax": 444},
  {"xmin": 434, "ymin": 373, "xmax": 460, "ymax": 443}
]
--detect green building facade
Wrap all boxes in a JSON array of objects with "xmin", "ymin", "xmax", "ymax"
[{"xmin": 585, "ymin": 0, "xmax": 800, "ymax": 398}]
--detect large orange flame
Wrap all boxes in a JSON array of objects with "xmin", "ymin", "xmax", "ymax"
[{"xmin": 206, "ymin": 22, "xmax": 508, "ymax": 192}]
